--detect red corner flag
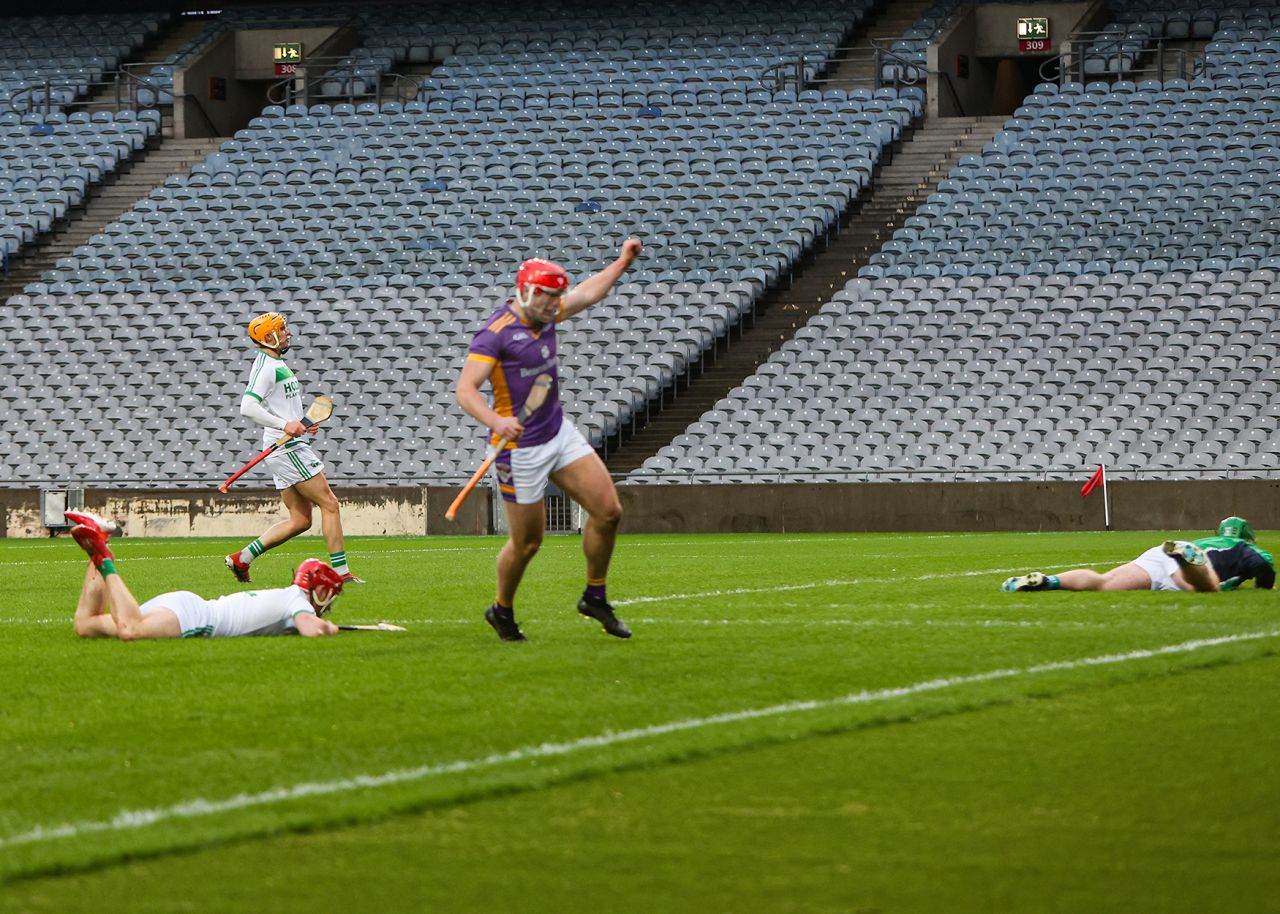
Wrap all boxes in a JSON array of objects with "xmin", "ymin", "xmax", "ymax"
[{"xmin": 1081, "ymin": 465, "xmax": 1105, "ymax": 497}]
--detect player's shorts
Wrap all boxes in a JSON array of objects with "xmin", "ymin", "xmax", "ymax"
[
  {"xmin": 493, "ymin": 417, "xmax": 595, "ymax": 504},
  {"xmin": 138, "ymin": 590, "xmax": 215, "ymax": 638},
  {"xmin": 265, "ymin": 441, "xmax": 325, "ymax": 490},
  {"xmin": 1130, "ymin": 545, "xmax": 1183, "ymax": 591}
]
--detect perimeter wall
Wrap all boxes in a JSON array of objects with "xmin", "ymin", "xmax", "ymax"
[{"xmin": 1, "ymin": 481, "xmax": 1276, "ymax": 538}]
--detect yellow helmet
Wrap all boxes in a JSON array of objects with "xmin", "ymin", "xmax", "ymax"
[{"xmin": 247, "ymin": 311, "xmax": 288, "ymax": 350}]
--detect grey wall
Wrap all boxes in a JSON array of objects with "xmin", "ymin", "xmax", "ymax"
[
  {"xmin": 615, "ymin": 480, "xmax": 1280, "ymax": 535},
  {"xmin": 173, "ymin": 25, "xmax": 358, "ymax": 138},
  {"xmin": 5, "ymin": 481, "xmax": 1276, "ymax": 537},
  {"xmin": 235, "ymin": 26, "xmax": 343, "ymax": 81},
  {"xmin": 972, "ymin": 2, "xmax": 1092, "ymax": 57},
  {"xmin": 930, "ymin": 0, "xmax": 1104, "ymax": 116},
  {"xmin": 173, "ymin": 31, "xmax": 258, "ymax": 139},
  {"xmin": 930, "ymin": 8, "xmax": 989, "ymax": 118}
]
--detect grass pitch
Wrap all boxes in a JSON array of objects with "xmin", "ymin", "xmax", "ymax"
[{"xmin": 1, "ymin": 530, "xmax": 1277, "ymax": 913}]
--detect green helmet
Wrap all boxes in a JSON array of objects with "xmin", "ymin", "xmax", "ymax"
[{"xmin": 1217, "ymin": 516, "xmax": 1256, "ymax": 543}]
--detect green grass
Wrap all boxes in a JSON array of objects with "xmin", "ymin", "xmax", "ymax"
[{"xmin": 1, "ymin": 531, "xmax": 1277, "ymax": 912}]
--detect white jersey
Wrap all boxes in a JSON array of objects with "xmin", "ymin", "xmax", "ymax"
[
  {"xmin": 244, "ymin": 349, "xmax": 304, "ymax": 450},
  {"xmin": 139, "ymin": 585, "xmax": 317, "ymax": 638}
]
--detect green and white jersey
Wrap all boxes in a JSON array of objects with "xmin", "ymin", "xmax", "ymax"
[
  {"xmin": 139, "ymin": 586, "xmax": 316, "ymax": 637},
  {"xmin": 244, "ymin": 350, "xmax": 304, "ymax": 450}
]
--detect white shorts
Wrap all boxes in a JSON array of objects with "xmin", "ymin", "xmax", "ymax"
[
  {"xmin": 138, "ymin": 590, "xmax": 214, "ymax": 638},
  {"xmin": 265, "ymin": 441, "xmax": 325, "ymax": 490},
  {"xmin": 493, "ymin": 418, "xmax": 595, "ymax": 504},
  {"xmin": 1130, "ymin": 546, "xmax": 1183, "ymax": 591}
]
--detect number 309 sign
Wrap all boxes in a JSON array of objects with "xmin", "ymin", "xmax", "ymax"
[{"xmin": 1017, "ymin": 17, "xmax": 1050, "ymax": 52}]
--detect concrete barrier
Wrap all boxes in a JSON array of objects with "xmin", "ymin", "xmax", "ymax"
[{"xmin": 2, "ymin": 480, "xmax": 1275, "ymax": 538}]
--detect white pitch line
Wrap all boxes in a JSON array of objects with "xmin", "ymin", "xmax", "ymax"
[
  {"xmin": 611, "ymin": 579, "xmax": 863, "ymax": 605},
  {"xmin": 1, "ymin": 629, "xmax": 1275, "ymax": 852},
  {"xmin": 607, "ymin": 563, "xmax": 1117, "ymax": 606},
  {"xmin": 0, "ymin": 536, "xmax": 918, "ymax": 568}
]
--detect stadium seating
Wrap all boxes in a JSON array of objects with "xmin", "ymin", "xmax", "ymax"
[
  {"xmin": 629, "ymin": 266, "xmax": 1280, "ymax": 483},
  {"xmin": 630, "ymin": 33, "xmax": 1280, "ymax": 484},
  {"xmin": 0, "ymin": 0, "xmax": 922, "ymax": 487},
  {"xmin": 0, "ymin": 109, "xmax": 158, "ymax": 258},
  {"xmin": 0, "ymin": 13, "xmax": 161, "ymax": 111},
  {"xmin": 9, "ymin": 2, "xmax": 1275, "ymax": 489}
]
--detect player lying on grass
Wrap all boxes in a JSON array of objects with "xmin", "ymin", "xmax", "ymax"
[
  {"xmin": 1002, "ymin": 516, "xmax": 1275, "ymax": 593},
  {"xmin": 226, "ymin": 311, "xmax": 362, "ymax": 586},
  {"xmin": 66, "ymin": 511, "xmax": 344, "ymax": 639}
]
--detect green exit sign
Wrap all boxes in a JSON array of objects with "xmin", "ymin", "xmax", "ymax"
[
  {"xmin": 272, "ymin": 42, "xmax": 302, "ymax": 63},
  {"xmin": 1016, "ymin": 17, "xmax": 1050, "ymax": 51}
]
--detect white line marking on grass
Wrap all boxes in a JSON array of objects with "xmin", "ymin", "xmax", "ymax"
[
  {"xmin": 2, "ymin": 629, "xmax": 1276, "ymax": 851},
  {"xmin": 0, "ymin": 536, "xmax": 910, "ymax": 568},
  {"xmin": 612, "ymin": 579, "xmax": 862, "ymax": 605},
  {"xmin": 608, "ymin": 563, "xmax": 1117, "ymax": 606}
]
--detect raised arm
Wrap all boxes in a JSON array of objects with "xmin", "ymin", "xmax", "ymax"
[{"xmin": 559, "ymin": 238, "xmax": 643, "ymax": 320}]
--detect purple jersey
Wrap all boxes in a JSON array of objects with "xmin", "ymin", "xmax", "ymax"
[{"xmin": 466, "ymin": 301, "xmax": 564, "ymax": 449}]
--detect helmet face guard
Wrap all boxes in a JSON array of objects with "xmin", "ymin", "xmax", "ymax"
[
  {"xmin": 248, "ymin": 311, "xmax": 289, "ymax": 352},
  {"xmin": 1217, "ymin": 516, "xmax": 1256, "ymax": 542},
  {"xmin": 514, "ymin": 258, "xmax": 569, "ymax": 309},
  {"xmin": 292, "ymin": 558, "xmax": 344, "ymax": 615}
]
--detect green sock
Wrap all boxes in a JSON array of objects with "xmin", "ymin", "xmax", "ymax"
[
  {"xmin": 99, "ymin": 558, "xmax": 117, "ymax": 577},
  {"xmin": 1045, "ymin": 575, "xmax": 1061, "ymax": 590},
  {"xmin": 241, "ymin": 538, "xmax": 267, "ymax": 564},
  {"xmin": 329, "ymin": 550, "xmax": 349, "ymax": 573}
]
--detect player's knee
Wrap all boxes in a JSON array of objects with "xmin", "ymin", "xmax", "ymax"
[
  {"xmin": 73, "ymin": 617, "xmax": 94, "ymax": 638},
  {"xmin": 596, "ymin": 498, "xmax": 623, "ymax": 527},
  {"xmin": 517, "ymin": 536, "xmax": 542, "ymax": 560},
  {"xmin": 316, "ymin": 492, "xmax": 340, "ymax": 513}
]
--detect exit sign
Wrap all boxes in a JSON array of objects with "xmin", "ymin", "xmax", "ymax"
[
  {"xmin": 273, "ymin": 42, "xmax": 302, "ymax": 74},
  {"xmin": 1017, "ymin": 17, "xmax": 1050, "ymax": 51}
]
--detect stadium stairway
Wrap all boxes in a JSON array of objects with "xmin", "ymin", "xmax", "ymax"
[
  {"xmin": 0, "ymin": 136, "xmax": 231, "ymax": 300},
  {"xmin": 819, "ymin": 0, "xmax": 935, "ymax": 91},
  {"xmin": 604, "ymin": 113, "xmax": 1007, "ymax": 474},
  {"xmin": 70, "ymin": 16, "xmax": 209, "ymax": 119}
]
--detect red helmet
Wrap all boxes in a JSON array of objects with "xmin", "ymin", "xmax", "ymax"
[
  {"xmin": 515, "ymin": 257, "xmax": 569, "ymax": 307},
  {"xmin": 292, "ymin": 558, "xmax": 344, "ymax": 615}
]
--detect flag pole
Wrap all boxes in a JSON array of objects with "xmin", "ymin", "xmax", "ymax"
[{"xmin": 1101, "ymin": 463, "xmax": 1111, "ymax": 530}]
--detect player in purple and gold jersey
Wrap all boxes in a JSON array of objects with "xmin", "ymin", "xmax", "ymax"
[{"xmin": 456, "ymin": 239, "xmax": 642, "ymax": 642}]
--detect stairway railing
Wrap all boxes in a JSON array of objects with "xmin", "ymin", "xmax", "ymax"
[
  {"xmin": 763, "ymin": 43, "xmax": 926, "ymax": 94},
  {"xmin": 1040, "ymin": 32, "xmax": 1206, "ymax": 85},
  {"xmin": 267, "ymin": 60, "xmax": 423, "ymax": 109}
]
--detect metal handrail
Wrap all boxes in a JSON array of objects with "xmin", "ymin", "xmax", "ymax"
[
  {"xmin": 114, "ymin": 63, "xmax": 173, "ymax": 110},
  {"xmin": 268, "ymin": 63, "xmax": 427, "ymax": 109},
  {"xmin": 179, "ymin": 92, "xmax": 219, "ymax": 136},
  {"xmin": 3, "ymin": 77, "xmax": 96, "ymax": 115},
  {"xmin": 935, "ymin": 70, "xmax": 965, "ymax": 117},
  {"xmin": 1042, "ymin": 33, "xmax": 1206, "ymax": 85},
  {"xmin": 766, "ymin": 44, "xmax": 925, "ymax": 94}
]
